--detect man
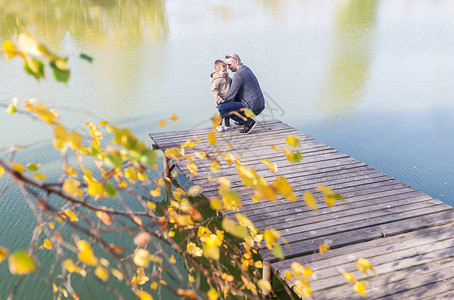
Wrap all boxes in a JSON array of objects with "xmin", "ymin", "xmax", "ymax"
[{"xmin": 217, "ymin": 53, "xmax": 265, "ymax": 134}]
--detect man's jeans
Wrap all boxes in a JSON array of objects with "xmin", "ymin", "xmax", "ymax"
[
  {"xmin": 218, "ymin": 102, "xmax": 263, "ymax": 124},
  {"xmin": 218, "ymin": 102, "xmax": 247, "ymax": 123}
]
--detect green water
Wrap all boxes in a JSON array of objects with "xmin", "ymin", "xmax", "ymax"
[{"xmin": 1, "ymin": 0, "xmax": 454, "ymax": 298}]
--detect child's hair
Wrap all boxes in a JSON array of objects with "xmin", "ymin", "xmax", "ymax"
[{"xmin": 214, "ymin": 60, "xmax": 226, "ymax": 70}]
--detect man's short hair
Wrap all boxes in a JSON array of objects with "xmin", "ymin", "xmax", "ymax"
[{"xmin": 214, "ymin": 60, "xmax": 226, "ymax": 69}]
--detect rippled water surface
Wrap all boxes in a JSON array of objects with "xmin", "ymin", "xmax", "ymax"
[{"xmin": 1, "ymin": 0, "xmax": 454, "ymax": 298}]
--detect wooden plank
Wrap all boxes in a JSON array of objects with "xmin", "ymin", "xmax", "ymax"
[
  {"xmin": 254, "ymin": 194, "xmax": 435, "ymax": 232},
  {"xmin": 260, "ymin": 209, "xmax": 454, "ymax": 262},
  {"xmin": 298, "ymin": 233, "xmax": 454, "ymax": 286},
  {"xmin": 151, "ymin": 125, "xmax": 305, "ymax": 149},
  {"xmin": 203, "ymin": 167, "xmax": 392, "ymax": 198},
  {"xmin": 222, "ymin": 181, "xmax": 410, "ymax": 218},
  {"xmin": 201, "ymin": 164, "xmax": 377, "ymax": 195},
  {"xmin": 190, "ymin": 152, "xmax": 352, "ymax": 179},
  {"xmin": 149, "ymin": 119, "xmax": 286, "ymax": 139},
  {"xmin": 226, "ymin": 182, "xmax": 414, "ymax": 220},
  {"xmin": 272, "ymin": 222, "xmax": 454, "ymax": 271},
  {"xmin": 265, "ymin": 203, "xmax": 450, "ymax": 245},
  {"xmin": 311, "ymin": 249, "xmax": 454, "ymax": 299},
  {"xmin": 278, "ymin": 235, "xmax": 454, "ymax": 295}
]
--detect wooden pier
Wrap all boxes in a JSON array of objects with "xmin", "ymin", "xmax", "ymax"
[{"xmin": 149, "ymin": 119, "xmax": 454, "ymax": 299}]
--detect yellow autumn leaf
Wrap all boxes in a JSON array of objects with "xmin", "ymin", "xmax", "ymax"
[
  {"xmin": 303, "ymin": 192, "xmax": 318, "ymax": 210},
  {"xmin": 255, "ymin": 261, "xmax": 263, "ymax": 268},
  {"xmin": 133, "ymin": 249, "xmax": 150, "ymax": 268},
  {"xmin": 150, "ymin": 281, "xmax": 158, "ymax": 290},
  {"xmin": 343, "ymin": 272, "xmax": 357, "ymax": 284},
  {"xmin": 150, "ymin": 188, "xmax": 161, "ymax": 197},
  {"xmin": 357, "ymin": 258, "xmax": 377, "ymax": 276},
  {"xmin": 194, "ymin": 152, "xmax": 206, "ymax": 159},
  {"xmin": 63, "ymin": 178, "xmax": 83, "ymax": 197},
  {"xmin": 353, "ymin": 281, "xmax": 369, "ymax": 296},
  {"xmin": 64, "ymin": 209, "xmax": 79, "ymax": 222},
  {"xmin": 96, "ymin": 211, "xmax": 112, "ymax": 225},
  {"xmin": 63, "ymin": 259, "xmax": 83, "ymax": 274},
  {"xmin": 222, "ymin": 218, "xmax": 247, "ymax": 239},
  {"xmin": 286, "ymin": 135, "xmax": 301, "ymax": 147},
  {"xmin": 209, "ymin": 198, "xmax": 223, "ymax": 211},
  {"xmin": 2, "ymin": 40, "xmax": 18, "ymax": 59},
  {"xmin": 172, "ymin": 171, "xmax": 178, "ymax": 178},
  {"xmin": 317, "ymin": 184, "xmax": 344, "ymax": 207},
  {"xmin": 133, "ymin": 267, "xmax": 150, "ymax": 285},
  {"xmin": 135, "ymin": 290, "xmax": 153, "ymax": 300},
  {"xmin": 207, "ymin": 288, "xmax": 219, "ymax": 300},
  {"xmin": 319, "ymin": 242, "xmax": 330, "ymax": 255},
  {"xmin": 34, "ymin": 173, "xmax": 47, "ymax": 180},
  {"xmin": 95, "ymin": 266, "xmax": 109, "ymax": 281},
  {"xmin": 257, "ymin": 279, "xmax": 272, "ymax": 294},
  {"xmin": 211, "ymin": 114, "xmax": 222, "ymax": 129},
  {"xmin": 157, "ymin": 178, "xmax": 164, "ymax": 186},
  {"xmin": 207, "ymin": 132, "xmax": 216, "ymax": 145},
  {"xmin": 187, "ymin": 164, "xmax": 197, "ymax": 175},
  {"xmin": 270, "ymin": 145, "xmax": 280, "ymax": 151},
  {"xmin": 263, "ymin": 229, "xmax": 281, "ymax": 250},
  {"xmin": 0, "ymin": 166, "xmax": 4, "ymax": 178},
  {"xmin": 181, "ymin": 140, "xmax": 195, "ymax": 148},
  {"xmin": 110, "ymin": 268, "xmax": 123, "ymax": 281},
  {"xmin": 170, "ymin": 114, "xmax": 179, "ymax": 122},
  {"xmin": 291, "ymin": 262, "xmax": 304, "ymax": 277},
  {"xmin": 77, "ymin": 240, "xmax": 98, "ymax": 267},
  {"xmin": 188, "ymin": 185, "xmax": 202, "ymax": 196},
  {"xmin": 124, "ymin": 167, "xmax": 138, "ymax": 180},
  {"xmin": 303, "ymin": 266, "xmax": 313, "ymax": 278},
  {"xmin": 284, "ymin": 270, "xmax": 293, "ymax": 280},
  {"xmin": 201, "ymin": 234, "xmax": 221, "ymax": 260},
  {"xmin": 87, "ymin": 181, "xmax": 104, "ymax": 196},
  {"xmin": 170, "ymin": 255, "xmax": 176, "ymax": 264},
  {"xmin": 0, "ymin": 246, "xmax": 9, "ymax": 263},
  {"xmin": 8, "ymin": 250, "xmax": 36, "ymax": 275},
  {"xmin": 210, "ymin": 160, "xmax": 220, "ymax": 172},
  {"xmin": 65, "ymin": 167, "xmax": 77, "ymax": 177},
  {"xmin": 10, "ymin": 162, "xmax": 25, "ymax": 173},
  {"xmin": 273, "ymin": 176, "xmax": 296, "ymax": 202},
  {"xmin": 41, "ymin": 239, "xmax": 52, "ymax": 250},
  {"xmin": 147, "ymin": 201, "xmax": 156, "ymax": 210},
  {"xmin": 158, "ymin": 120, "xmax": 167, "ymax": 127}
]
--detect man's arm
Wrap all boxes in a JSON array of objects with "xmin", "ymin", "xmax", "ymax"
[{"xmin": 222, "ymin": 73, "xmax": 243, "ymax": 103}]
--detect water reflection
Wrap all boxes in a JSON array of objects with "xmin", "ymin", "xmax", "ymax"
[
  {"xmin": 318, "ymin": 0, "xmax": 377, "ymax": 119},
  {"xmin": 0, "ymin": 0, "xmax": 169, "ymax": 44}
]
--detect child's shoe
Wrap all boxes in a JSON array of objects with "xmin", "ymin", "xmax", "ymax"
[
  {"xmin": 216, "ymin": 125, "xmax": 225, "ymax": 132},
  {"xmin": 223, "ymin": 125, "xmax": 235, "ymax": 131}
]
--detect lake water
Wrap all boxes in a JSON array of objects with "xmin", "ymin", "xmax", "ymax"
[{"xmin": 1, "ymin": 0, "xmax": 454, "ymax": 298}]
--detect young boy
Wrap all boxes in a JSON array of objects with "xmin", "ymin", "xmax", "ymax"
[{"xmin": 210, "ymin": 60, "xmax": 234, "ymax": 132}]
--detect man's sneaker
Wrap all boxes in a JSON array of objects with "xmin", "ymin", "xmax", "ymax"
[
  {"xmin": 216, "ymin": 125, "xmax": 225, "ymax": 132},
  {"xmin": 224, "ymin": 125, "xmax": 235, "ymax": 131},
  {"xmin": 240, "ymin": 119, "xmax": 257, "ymax": 134}
]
